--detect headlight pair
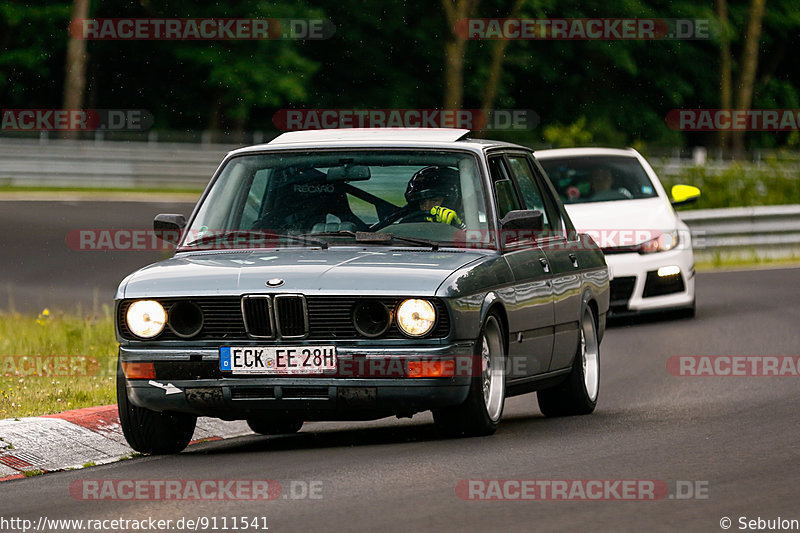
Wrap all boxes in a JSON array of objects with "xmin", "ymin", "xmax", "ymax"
[
  {"xmin": 353, "ymin": 298, "xmax": 437, "ymax": 338},
  {"xmin": 126, "ymin": 300, "xmax": 203, "ymax": 339}
]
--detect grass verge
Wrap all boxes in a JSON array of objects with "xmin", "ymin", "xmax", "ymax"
[
  {"xmin": 695, "ymin": 251, "xmax": 800, "ymax": 271},
  {"xmin": 0, "ymin": 308, "xmax": 118, "ymax": 419}
]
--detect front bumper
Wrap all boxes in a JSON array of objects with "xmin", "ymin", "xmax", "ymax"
[
  {"xmin": 120, "ymin": 343, "xmax": 475, "ymax": 420},
  {"xmin": 605, "ymin": 247, "xmax": 695, "ymax": 314}
]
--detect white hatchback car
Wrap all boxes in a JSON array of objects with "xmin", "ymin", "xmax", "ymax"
[{"xmin": 535, "ymin": 147, "xmax": 699, "ymax": 317}]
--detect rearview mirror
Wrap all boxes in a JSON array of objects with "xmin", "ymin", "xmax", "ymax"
[
  {"xmin": 671, "ymin": 184, "xmax": 701, "ymax": 206},
  {"xmin": 154, "ymin": 213, "xmax": 186, "ymax": 245},
  {"xmin": 327, "ymin": 164, "xmax": 371, "ymax": 181}
]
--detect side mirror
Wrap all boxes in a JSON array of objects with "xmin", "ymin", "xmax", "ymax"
[
  {"xmin": 153, "ymin": 214, "xmax": 186, "ymax": 245},
  {"xmin": 500, "ymin": 209, "xmax": 544, "ymax": 231},
  {"xmin": 671, "ymin": 184, "xmax": 701, "ymax": 206},
  {"xmin": 499, "ymin": 209, "xmax": 544, "ymax": 248}
]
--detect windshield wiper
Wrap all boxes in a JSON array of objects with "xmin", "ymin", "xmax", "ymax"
[
  {"xmin": 183, "ymin": 230, "xmax": 328, "ymax": 249},
  {"xmin": 304, "ymin": 230, "xmax": 439, "ymax": 251}
]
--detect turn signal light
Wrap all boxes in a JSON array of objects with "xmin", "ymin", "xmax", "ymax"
[
  {"xmin": 122, "ymin": 362, "xmax": 156, "ymax": 380},
  {"xmin": 407, "ymin": 360, "xmax": 455, "ymax": 378}
]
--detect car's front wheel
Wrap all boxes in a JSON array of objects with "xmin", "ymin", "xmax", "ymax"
[
  {"xmin": 537, "ymin": 304, "xmax": 600, "ymax": 416},
  {"xmin": 246, "ymin": 416, "xmax": 304, "ymax": 435},
  {"xmin": 117, "ymin": 361, "xmax": 197, "ymax": 454},
  {"xmin": 433, "ymin": 313, "xmax": 506, "ymax": 437}
]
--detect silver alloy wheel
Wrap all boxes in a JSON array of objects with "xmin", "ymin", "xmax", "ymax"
[
  {"xmin": 481, "ymin": 316, "xmax": 505, "ymax": 422},
  {"xmin": 581, "ymin": 308, "xmax": 600, "ymax": 402}
]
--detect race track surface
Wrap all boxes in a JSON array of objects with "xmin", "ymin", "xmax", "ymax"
[{"xmin": 1, "ymin": 198, "xmax": 798, "ymax": 533}]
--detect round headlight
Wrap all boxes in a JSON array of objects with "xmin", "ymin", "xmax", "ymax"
[
  {"xmin": 168, "ymin": 301, "xmax": 204, "ymax": 338},
  {"xmin": 396, "ymin": 299, "xmax": 436, "ymax": 337},
  {"xmin": 353, "ymin": 300, "xmax": 392, "ymax": 338},
  {"xmin": 126, "ymin": 300, "xmax": 166, "ymax": 339}
]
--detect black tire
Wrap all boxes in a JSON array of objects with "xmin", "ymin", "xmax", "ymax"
[
  {"xmin": 537, "ymin": 305, "xmax": 600, "ymax": 417},
  {"xmin": 117, "ymin": 360, "xmax": 197, "ymax": 454},
  {"xmin": 246, "ymin": 416, "xmax": 304, "ymax": 435},
  {"xmin": 433, "ymin": 313, "xmax": 506, "ymax": 437}
]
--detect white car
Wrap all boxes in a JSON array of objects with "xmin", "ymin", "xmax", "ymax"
[{"xmin": 535, "ymin": 147, "xmax": 699, "ymax": 317}]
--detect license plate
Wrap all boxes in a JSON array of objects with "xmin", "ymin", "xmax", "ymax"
[{"xmin": 220, "ymin": 346, "xmax": 337, "ymax": 375}]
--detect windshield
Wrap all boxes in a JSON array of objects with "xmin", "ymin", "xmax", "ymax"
[
  {"xmin": 182, "ymin": 150, "xmax": 489, "ymax": 249},
  {"xmin": 538, "ymin": 155, "xmax": 659, "ymax": 204}
]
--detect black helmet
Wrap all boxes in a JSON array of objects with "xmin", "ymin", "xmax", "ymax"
[{"xmin": 405, "ymin": 166, "xmax": 461, "ymax": 205}]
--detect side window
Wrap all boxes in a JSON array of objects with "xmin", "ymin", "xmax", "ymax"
[
  {"xmin": 488, "ymin": 156, "xmax": 521, "ymax": 219},
  {"xmin": 506, "ymin": 155, "xmax": 550, "ymax": 229},
  {"xmin": 507, "ymin": 155, "xmax": 562, "ymax": 235}
]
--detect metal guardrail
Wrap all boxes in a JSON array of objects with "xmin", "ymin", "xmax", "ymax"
[
  {"xmin": 1, "ymin": 138, "xmax": 798, "ymax": 260},
  {"xmin": 0, "ymin": 138, "xmax": 242, "ymax": 189},
  {"xmin": 679, "ymin": 205, "xmax": 800, "ymax": 260}
]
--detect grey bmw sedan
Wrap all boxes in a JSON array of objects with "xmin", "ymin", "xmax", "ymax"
[{"xmin": 115, "ymin": 128, "xmax": 609, "ymax": 453}]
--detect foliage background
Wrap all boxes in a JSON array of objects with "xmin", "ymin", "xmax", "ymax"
[{"xmin": 2, "ymin": 0, "xmax": 798, "ymax": 151}]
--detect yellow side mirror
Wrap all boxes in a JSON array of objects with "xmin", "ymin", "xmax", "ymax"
[{"xmin": 671, "ymin": 184, "xmax": 701, "ymax": 206}]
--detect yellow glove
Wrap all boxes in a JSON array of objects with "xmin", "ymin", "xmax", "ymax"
[{"xmin": 429, "ymin": 206, "xmax": 464, "ymax": 227}]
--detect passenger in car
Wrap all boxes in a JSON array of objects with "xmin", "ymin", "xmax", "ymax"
[{"xmin": 590, "ymin": 167, "xmax": 633, "ymax": 201}]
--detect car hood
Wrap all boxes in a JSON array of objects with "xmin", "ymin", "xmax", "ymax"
[
  {"xmin": 119, "ymin": 248, "xmax": 487, "ymax": 298},
  {"xmin": 565, "ymin": 198, "xmax": 680, "ymax": 247}
]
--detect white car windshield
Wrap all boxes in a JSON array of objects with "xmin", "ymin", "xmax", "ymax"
[
  {"xmin": 539, "ymin": 156, "xmax": 659, "ymax": 204},
  {"xmin": 183, "ymin": 150, "xmax": 489, "ymax": 249}
]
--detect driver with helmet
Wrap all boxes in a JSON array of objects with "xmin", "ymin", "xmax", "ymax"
[{"xmin": 404, "ymin": 166, "xmax": 465, "ymax": 229}]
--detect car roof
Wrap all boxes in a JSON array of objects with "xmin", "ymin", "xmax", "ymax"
[
  {"xmin": 227, "ymin": 128, "xmax": 527, "ymax": 155},
  {"xmin": 534, "ymin": 147, "xmax": 639, "ymax": 159},
  {"xmin": 269, "ymin": 128, "xmax": 471, "ymax": 144}
]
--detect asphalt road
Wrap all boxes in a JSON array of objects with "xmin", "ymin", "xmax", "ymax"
[
  {"xmin": 2, "ymin": 266, "xmax": 799, "ymax": 532},
  {"xmin": 0, "ymin": 198, "xmax": 198, "ymax": 313}
]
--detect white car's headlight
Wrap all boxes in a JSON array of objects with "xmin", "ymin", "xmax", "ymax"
[
  {"xmin": 639, "ymin": 231, "xmax": 679, "ymax": 254},
  {"xmin": 126, "ymin": 300, "xmax": 167, "ymax": 338},
  {"xmin": 396, "ymin": 299, "xmax": 436, "ymax": 337}
]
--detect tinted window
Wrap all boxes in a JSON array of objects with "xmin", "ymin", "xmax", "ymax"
[
  {"xmin": 506, "ymin": 155, "xmax": 552, "ymax": 230},
  {"xmin": 539, "ymin": 155, "xmax": 658, "ymax": 204},
  {"xmin": 488, "ymin": 156, "xmax": 521, "ymax": 218}
]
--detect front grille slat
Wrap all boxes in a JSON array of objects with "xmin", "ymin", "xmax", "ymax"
[
  {"xmin": 242, "ymin": 296, "xmax": 273, "ymax": 338},
  {"xmin": 275, "ymin": 295, "xmax": 308, "ymax": 338}
]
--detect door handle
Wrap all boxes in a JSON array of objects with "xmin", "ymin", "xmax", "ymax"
[
  {"xmin": 569, "ymin": 253, "xmax": 578, "ymax": 268},
  {"xmin": 539, "ymin": 257, "xmax": 550, "ymax": 273}
]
